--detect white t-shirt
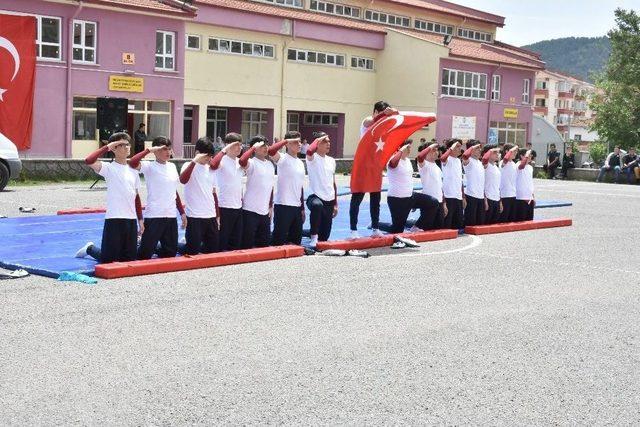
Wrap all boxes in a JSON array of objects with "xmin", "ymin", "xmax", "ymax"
[
  {"xmin": 484, "ymin": 163, "xmax": 501, "ymax": 202},
  {"xmin": 516, "ymin": 163, "xmax": 534, "ymax": 200},
  {"xmin": 98, "ymin": 161, "xmax": 140, "ymax": 220},
  {"xmin": 442, "ymin": 156, "xmax": 463, "ymax": 200},
  {"xmin": 274, "ymin": 153, "xmax": 305, "ymax": 207},
  {"xmin": 463, "ymin": 158, "xmax": 485, "ymax": 199},
  {"xmin": 307, "ymin": 154, "xmax": 336, "ymax": 202},
  {"xmin": 139, "ymin": 160, "xmax": 179, "ymax": 218},
  {"xmin": 418, "ymin": 160, "xmax": 443, "ymax": 202},
  {"xmin": 181, "ymin": 162, "xmax": 217, "ymax": 218},
  {"xmin": 500, "ymin": 160, "xmax": 517, "ymax": 198},
  {"xmin": 243, "ymin": 157, "xmax": 275, "ymax": 216},
  {"xmin": 387, "ymin": 157, "xmax": 413, "ymax": 198},
  {"xmin": 215, "ymin": 155, "xmax": 243, "ymax": 209}
]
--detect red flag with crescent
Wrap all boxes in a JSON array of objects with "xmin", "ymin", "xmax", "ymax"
[
  {"xmin": 350, "ymin": 111, "xmax": 436, "ymax": 193},
  {"xmin": 0, "ymin": 14, "xmax": 37, "ymax": 150}
]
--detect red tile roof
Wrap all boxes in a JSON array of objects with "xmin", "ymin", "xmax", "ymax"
[
  {"xmin": 380, "ymin": 0, "xmax": 505, "ymax": 26},
  {"xmin": 88, "ymin": 0, "xmax": 195, "ymax": 16}
]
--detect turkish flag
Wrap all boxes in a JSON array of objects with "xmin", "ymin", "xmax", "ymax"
[
  {"xmin": 0, "ymin": 14, "xmax": 37, "ymax": 150},
  {"xmin": 350, "ymin": 112, "xmax": 436, "ymax": 193}
]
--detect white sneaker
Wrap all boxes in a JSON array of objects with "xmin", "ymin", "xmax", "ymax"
[
  {"xmin": 350, "ymin": 230, "xmax": 361, "ymax": 240},
  {"xmin": 75, "ymin": 241, "xmax": 94, "ymax": 258},
  {"xmin": 394, "ymin": 235, "xmax": 419, "ymax": 248},
  {"xmin": 370, "ymin": 228, "xmax": 384, "ymax": 237},
  {"xmin": 309, "ymin": 235, "xmax": 318, "ymax": 248},
  {"xmin": 409, "ymin": 225, "xmax": 423, "ymax": 233},
  {"xmin": 178, "ymin": 237, "xmax": 186, "ymax": 245}
]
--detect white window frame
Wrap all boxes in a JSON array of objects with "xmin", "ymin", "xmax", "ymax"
[
  {"xmin": 255, "ymin": 0, "xmax": 303, "ymax": 8},
  {"xmin": 72, "ymin": 20, "xmax": 97, "ymax": 64},
  {"xmin": 36, "ymin": 15, "xmax": 62, "ymax": 61},
  {"xmin": 72, "ymin": 97, "xmax": 98, "ymax": 142},
  {"xmin": 208, "ymin": 37, "xmax": 275, "ymax": 59},
  {"xmin": 522, "ymin": 79, "xmax": 531, "ymax": 104},
  {"xmin": 364, "ymin": 9, "xmax": 410, "ymax": 28},
  {"xmin": 206, "ymin": 107, "xmax": 228, "ymax": 140},
  {"xmin": 457, "ymin": 27, "xmax": 492, "ymax": 42},
  {"xmin": 491, "ymin": 74, "xmax": 501, "ymax": 101},
  {"xmin": 241, "ymin": 110, "xmax": 269, "ymax": 141},
  {"xmin": 287, "ymin": 112, "xmax": 299, "ymax": 132},
  {"xmin": 489, "ymin": 121, "xmax": 527, "ymax": 145},
  {"xmin": 287, "ymin": 48, "xmax": 345, "ymax": 68},
  {"xmin": 155, "ymin": 30, "xmax": 175, "ymax": 71},
  {"xmin": 309, "ymin": 0, "xmax": 360, "ymax": 18},
  {"xmin": 303, "ymin": 113, "xmax": 339, "ymax": 126},
  {"xmin": 441, "ymin": 68, "xmax": 487, "ymax": 100},
  {"xmin": 350, "ymin": 56, "xmax": 375, "ymax": 71},
  {"xmin": 413, "ymin": 19, "xmax": 453, "ymax": 35},
  {"xmin": 185, "ymin": 34, "xmax": 201, "ymax": 51}
]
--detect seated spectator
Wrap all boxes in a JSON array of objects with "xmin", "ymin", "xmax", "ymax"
[
  {"xmin": 560, "ymin": 145, "xmax": 575, "ymax": 179},
  {"xmin": 596, "ymin": 146, "xmax": 623, "ymax": 183},
  {"xmin": 622, "ymin": 147, "xmax": 639, "ymax": 184},
  {"xmin": 542, "ymin": 144, "xmax": 561, "ymax": 179}
]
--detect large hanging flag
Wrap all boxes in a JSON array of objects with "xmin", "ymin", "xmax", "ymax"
[
  {"xmin": 350, "ymin": 111, "xmax": 436, "ymax": 193},
  {"xmin": 0, "ymin": 14, "xmax": 37, "ymax": 150}
]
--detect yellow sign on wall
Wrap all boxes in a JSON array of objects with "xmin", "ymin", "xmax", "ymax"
[
  {"xmin": 503, "ymin": 108, "xmax": 519, "ymax": 119},
  {"xmin": 122, "ymin": 53, "xmax": 135, "ymax": 65},
  {"xmin": 109, "ymin": 75, "xmax": 144, "ymax": 93}
]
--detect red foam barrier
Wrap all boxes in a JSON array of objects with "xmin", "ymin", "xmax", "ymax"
[
  {"xmin": 57, "ymin": 207, "xmax": 106, "ymax": 215},
  {"xmin": 94, "ymin": 245, "xmax": 304, "ymax": 279},
  {"xmin": 315, "ymin": 229, "xmax": 458, "ymax": 251},
  {"xmin": 464, "ymin": 218, "xmax": 572, "ymax": 235}
]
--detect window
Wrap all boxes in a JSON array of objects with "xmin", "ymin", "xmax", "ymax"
[
  {"xmin": 128, "ymin": 100, "xmax": 172, "ymax": 140},
  {"xmin": 303, "ymin": 113, "xmax": 339, "ymax": 126},
  {"xmin": 535, "ymin": 99, "xmax": 546, "ymax": 107},
  {"xmin": 287, "ymin": 113, "xmax": 299, "ymax": 132},
  {"xmin": 414, "ymin": 19, "xmax": 453, "ymax": 35},
  {"xmin": 457, "ymin": 28, "xmax": 492, "ymax": 42},
  {"xmin": 309, "ymin": 0, "xmax": 360, "ymax": 18},
  {"xmin": 36, "ymin": 16, "xmax": 62, "ymax": 60},
  {"xmin": 351, "ymin": 56, "xmax": 374, "ymax": 71},
  {"xmin": 364, "ymin": 9, "xmax": 410, "ymax": 27},
  {"xmin": 441, "ymin": 68, "xmax": 487, "ymax": 100},
  {"xmin": 208, "ymin": 37, "xmax": 275, "ymax": 58},
  {"xmin": 72, "ymin": 97, "xmax": 97, "ymax": 141},
  {"xmin": 155, "ymin": 30, "xmax": 175, "ymax": 70},
  {"xmin": 72, "ymin": 20, "xmax": 96, "ymax": 64},
  {"xmin": 574, "ymin": 134, "xmax": 582, "ymax": 141},
  {"xmin": 206, "ymin": 107, "xmax": 227, "ymax": 140},
  {"xmin": 491, "ymin": 75, "xmax": 501, "ymax": 101},
  {"xmin": 287, "ymin": 48, "xmax": 345, "ymax": 67},
  {"xmin": 536, "ymin": 80, "xmax": 547, "ymax": 90},
  {"xmin": 183, "ymin": 106, "xmax": 194, "ymax": 145},
  {"xmin": 186, "ymin": 34, "xmax": 201, "ymax": 50},
  {"xmin": 242, "ymin": 110, "xmax": 268, "ymax": 141},
  {"xmin": 523, "ymin": 79, "xmax": 531, "ymax": 103},
  {"xmin": 255, "ymin": 0, "xmax": 303, "ymax": 7},
  {"xmin": 489, "ymin": 121, "xmax": 526, "ymax": 145}
]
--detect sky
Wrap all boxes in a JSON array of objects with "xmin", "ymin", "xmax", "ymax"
[{"xmin": 451, "ymin": 0, "xmax": 640, "ymax": 46}]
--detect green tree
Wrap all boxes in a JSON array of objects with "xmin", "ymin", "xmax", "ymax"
[{"xmin": 591, "ymin": 9, "xmax": 640, "ymax": 149}]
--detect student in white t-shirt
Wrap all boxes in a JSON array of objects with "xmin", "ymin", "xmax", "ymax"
[
  {"xmin": 515, "ymin": 148, "xmax": 536, "ymax": 221},
  {"xmin": 305, "ymin": 132, "xmax": 337, "ymax": 247},
  {"xmin": 178, "ymin": 137, "xmax": 219, "ymax": 255},
  {"xmin": 417, "ymin": 142, "xmax": 447, "ymax": 230},
  {"xmin": 461, "ymin": 140, "xmax": 485, "ymax": 226},
  {"xmin": 481, "ymin": 145, "xmax": 502, "ymax": 225},
  {"xmin": 440, "ymin": 139, "xmax": 465, "ymax": 229},
  {"xmin": 210, "ymin": 132, "xmax": 244, "ymax": 251},
  {"xmin": 499, "ymin": 144, "xmax": 519, "ymax": 222},
  {"xmin": 239, "ymin": 135, "xmax": 275, "ymax": 249},
  {"xmin": 268, "ymin": 131, "xmax": 306, "ymax": 246},
  {"xmin": 75, "ymin": 132, "xmax": 143, "ymax": 263},
  {"xmin": 386, "ymin": 140, "xmax": 439, "ymax": 233},
  {"xmin": 129, "ymin": 136, "xmax": 186, "ymax": 260}
]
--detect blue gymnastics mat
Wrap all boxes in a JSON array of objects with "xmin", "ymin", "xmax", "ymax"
[{"xmin": 0, "ymin": 196, "xmax": 571, "ymax": 279}]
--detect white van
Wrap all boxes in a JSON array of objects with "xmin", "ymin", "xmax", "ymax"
[{"xmin": 0, "ymin": 132, "xmax": 22, "ymax": 191}]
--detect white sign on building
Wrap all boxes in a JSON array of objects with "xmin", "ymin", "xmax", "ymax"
[{"xmin": 452, "ymin": 116, "xmax": 476, "ymax": 139}]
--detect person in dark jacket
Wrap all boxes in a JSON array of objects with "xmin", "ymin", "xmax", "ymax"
[
  {"xmin": 560, "ymin": 145, "xmax": 575, "ymax": 179},
  {"xmin": 134, "ymin": 123, "xmax": 147, "ymax": 154}
]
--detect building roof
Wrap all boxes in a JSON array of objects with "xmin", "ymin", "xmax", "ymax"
[
  {"xmin": 380, "ymin": 0, "xmax": 505, "ymax": 26},
  {"xmin": 87, "ymin": 0, "xmax": 196, "ymax": 16}
]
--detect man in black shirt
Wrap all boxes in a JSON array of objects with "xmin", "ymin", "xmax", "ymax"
[
  {"xmin": 134, "ymin": 123, "xmax": 147, "ymax": 154},
  {"xmin": 622, "ymin": 147, "xmax": 639, "ymax": 184},
  {"xmin": 560, "ymin": 145, "xmax": 575, "ymax": 179},
  {"xmin": 543, "ymin": 143, "xmax": 561, "ymax": 179},
  {"xmin": 596, "ymin": 146, "xmax": 622, "ymax": 183}
]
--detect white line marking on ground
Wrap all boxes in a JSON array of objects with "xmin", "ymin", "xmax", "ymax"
[
  {"xmin": 378, "ymin": 234, "xmax": 483, "ymax": 258},
  {"xmin": 537, "ymin": 188, "xmax": 640, "ymax": 199}
]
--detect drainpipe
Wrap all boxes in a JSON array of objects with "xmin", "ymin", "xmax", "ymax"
[
  {"xmin": 65, "ymin": 1, "xmax": 84, "ymax": 158},
  {"xmin": 487, "ymin": 63, "xmax": 501, "ymax": 144},
  {"xmin": 280, "ymin": 19, "xmax": 294, "ymax": 138}
]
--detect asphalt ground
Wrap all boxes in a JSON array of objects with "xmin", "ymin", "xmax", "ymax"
[{"xmin": 1, "ymin": 177, "xmax": 639, "ymax": 424}]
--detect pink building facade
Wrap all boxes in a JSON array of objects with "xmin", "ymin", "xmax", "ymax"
[{"xmin": 0, "ymin": 0, "xmax": 191, "ymax": 158}]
